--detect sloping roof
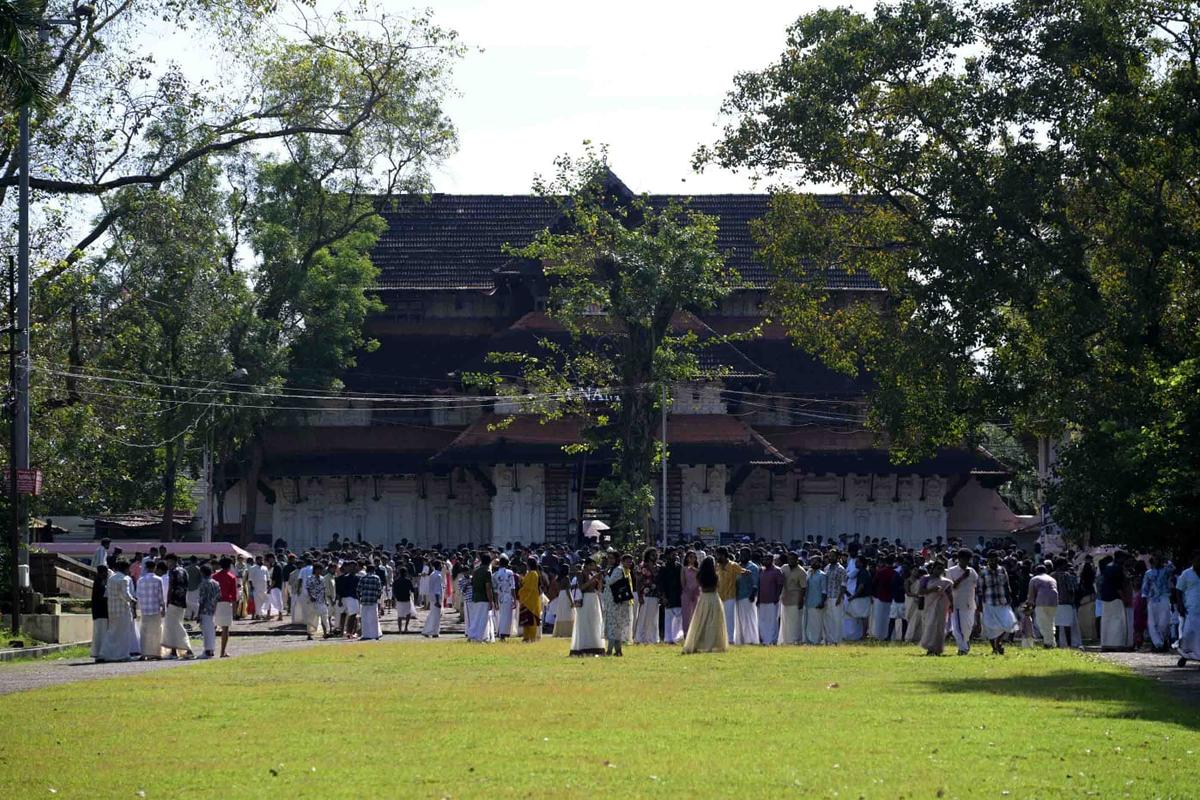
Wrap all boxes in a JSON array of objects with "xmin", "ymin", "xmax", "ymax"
[
  {"xmin": 370, "ymin": 192, "xmax": 880, "ymax": 291},
  {"xmin": 754, "ymin": 426, "xmax": 1011, "ymax": 477},
  {"xmin": 432, "ymin": 414, "xmax": 790, "ymax": 466},
  {"xmin": 261, "ymin": 426, "xmax": 461, "ymax": 477},
  {"xmin": 454, "ymin": 311, "xmax": 769, "ymax": 380}
]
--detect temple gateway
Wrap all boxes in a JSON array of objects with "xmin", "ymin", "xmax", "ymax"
[{"xmin": 209, "ymin": 175, "xmax": 1029, "ymax": 549}]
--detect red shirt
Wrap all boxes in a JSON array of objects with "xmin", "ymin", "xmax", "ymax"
[{"xmin": 214, "ymin": 569, "xmax": 238, "ymax": 603}]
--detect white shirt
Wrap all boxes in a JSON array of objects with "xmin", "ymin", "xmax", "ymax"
[
  {"xmin": 946, "ymin": 565, "xmax": 979, "ymax": 610},
  {"xmin": 1178, "ymin": 567, "xmax": 1200, "ymax": 615},
  {"xmin": 249, "ymin": 564, "xmax": 268, "ymax": 591},
  {"xmin": 93, "ymin": 545, "xmax": 108, "ymax": 567}
]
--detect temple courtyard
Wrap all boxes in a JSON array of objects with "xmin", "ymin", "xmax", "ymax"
[{"xmin": 0, "ymin": 635, "xmax": 1195, "ymax": 799}]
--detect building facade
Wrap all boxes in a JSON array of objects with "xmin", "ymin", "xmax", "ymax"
[{"xmin": 212, "ymin": 177, "xmax": 1030, "ymax": 549}]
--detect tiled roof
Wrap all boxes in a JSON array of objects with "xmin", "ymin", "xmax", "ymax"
[
  {"xmin": 431, "ymin": 414, "xmax": 790, "ymax": 466},
  {"xmin": 370, "ymin": 192, "xmax": 880, "ymax": 291}
]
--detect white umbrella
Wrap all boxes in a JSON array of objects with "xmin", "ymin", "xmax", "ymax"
[{"xmin": 582, "ymin": 519, "xmax": 610, "ymax": 539}]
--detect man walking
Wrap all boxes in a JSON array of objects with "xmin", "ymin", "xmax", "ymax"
[
  {"xmin": 946, "ymin": 549, "xmax": 979, "ymax": 655},
  {"xmin": 357, "ymin": 564, "xmax": 384, "ymax": 641},
  {"xmin": 1175, "ymin": 550, "xmax": 1200, "ymax": 667},
  {"xmin": 99, "ymin": 560, "xmax": 137, "ymax": 662},
  {"xmin": 1142, "ymin": 555, "xmax": 1174, "ymax": 652},
  {"xmin": 305, "ymin": 563, "xmax": 330, "ymax": 640},
  {"xmin": 184, "ymin": 556, "xmax": 202, "ymax": 620},
  {"xmin": 1052, "ymin": 558, "xmax": 1082, "ymax": 648},
  {"xmin": 979, "ymin": 552, "xmax": 1017, "ymax": 655},
  {"xmin": 136, "ymin": 560, "xmax": 166, "ymax": 660},
  {"xmin": 1027, "ymin": 564, "xmax": 1059, "ymax": 648},
  {"xmin": 213, "ymin": 557, "xmax": 239, "ymax": 658},
  {"xmin": 248, "ymin": 556, "xmax": 269, "ymax": 621}
]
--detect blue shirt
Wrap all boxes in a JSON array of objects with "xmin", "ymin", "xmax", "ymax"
[
  {"xmin": 1141, "ymin": 566, "xmax": 1173, "ymax": 602},
  {"xmin": 804, "ymin": 569, "xmax": 826, "ymax": 608},
  {"xmin": 735, "ymin": 562, "xmax": 760, "ymax": 600}
]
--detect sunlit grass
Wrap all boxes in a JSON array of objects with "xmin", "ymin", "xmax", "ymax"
[{"xmin": 0, "ymin": 639, "xmax": 1195, "ymax": 798}]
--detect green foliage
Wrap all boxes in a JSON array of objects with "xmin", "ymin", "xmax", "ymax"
[
  {"xmin": 486, "ymin": 146, "xmax": 740, "ymax": 545},
  {"xmin": 701, "ymin": 0, "xmax": 1200, "ymax": 549}
]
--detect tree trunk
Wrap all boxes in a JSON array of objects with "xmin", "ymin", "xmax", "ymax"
[
  {"xmin": 161, "ymin": 440, "xmax": 177, "ymax": 541},
  {"xmin": 241, "ymin": 438, "xmax": 263, "ymax": 547},
  {"xmin": 214, "ymin": 454, "xmax": 227, "ymax": 538},
  {"xmin": 607, "ymin": 325, "xmax": 661, "ymax": 546}
]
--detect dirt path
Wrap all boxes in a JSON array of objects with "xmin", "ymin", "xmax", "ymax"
[
  {"xmin": 1096, "ymin": 649, "xmax": 1200, "ymax": 707},
  {"xmin": 0, "ymin": 605, "xmax": 465, "ymax": 696}
]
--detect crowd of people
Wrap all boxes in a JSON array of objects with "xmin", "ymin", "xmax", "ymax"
[{"xmin": 84, "ymin": 533, "xmax": 1200, "ymax": 667}]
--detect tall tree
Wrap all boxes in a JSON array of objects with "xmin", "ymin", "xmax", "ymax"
[
  {"xmin": 475, "ymin": 149, "xmax": 739, "ymax": 545},
  {"xmin": 699, "ymin": 0, "xmax": 1200, "ymax": 551}
]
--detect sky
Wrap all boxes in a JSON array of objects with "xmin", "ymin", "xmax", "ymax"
[{"xmin": 423, "ymin": 1, "xmax": 873, "ymax": 195}]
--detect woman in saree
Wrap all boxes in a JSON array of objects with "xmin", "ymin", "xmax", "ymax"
[
  {"xmin": 517, "ymin": 558, "xmax": 543, "ymax": 642},
  {"xmin": 603, "ymin": 553, "xmax": 636, "ymax": 656},
  {"xmin": 570, "ymin": 561, "xmax": 606, "ymax": 656},
  {"xmin": 682, "ymin": 556, "xmax": 728, "ymax": 654},
  {"xmin": 919, "ymin": 561, "xmax": 954, "ymax": 656}
]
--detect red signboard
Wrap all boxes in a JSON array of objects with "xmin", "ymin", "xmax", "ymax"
[{"xmin": 16, "ymin": 468, "xmax": 42, "ymax": 496}]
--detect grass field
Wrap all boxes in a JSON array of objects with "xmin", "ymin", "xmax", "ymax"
[{"xmin": 0, "ymin": 640, "xmax": 1196, "ymax": 799}]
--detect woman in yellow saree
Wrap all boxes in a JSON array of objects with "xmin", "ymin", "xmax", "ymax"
[{"xmin": 518, "ymin": 559, "xmax": 544, "ymax": 642}]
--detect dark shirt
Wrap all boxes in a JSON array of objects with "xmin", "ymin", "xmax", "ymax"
[
  {"xmin": 658, "ymin": 564, "xmax": 683, "ymax": 608},
  {"xmin": 873, "ymin": 566, "xmax": 897, "ymax": 603},
  {"xmin": 167, "ymin": 566, "xmax": 188, "ymax": 608},
  {"xmin": 471, "ymin": 567, "xmax": 492, "ymax": 603},
  {"xmin": 91, "ymin": 578, "xmax": 107, "ymax": 620},
  {"xmin": 392, "ymin": 576, "xmax": 413, "ymax": 603},
  {"xmin": 334, "ymin": 573, "xmax": 359, "ymax": 600},
  {"xmin": 185, "ymin": 564, "xmax": 201, "ymax": 592},
  {"xmin": 1099, "ymin": 563, "xmax": 1125, "ymax": 603},
  {"xmin": 270, "ymin": 564, "xmax": 284, "ymax": 590}
]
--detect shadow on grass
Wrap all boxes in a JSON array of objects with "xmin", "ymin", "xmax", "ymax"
[{"xmin": 914, "ymin": 668, "xmax": 1200, "ymax": 731}]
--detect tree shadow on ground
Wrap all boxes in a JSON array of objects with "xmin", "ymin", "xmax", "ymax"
[{"xmin": 913, "ymin": 668, "xmax": 1200, "ymax": 732}]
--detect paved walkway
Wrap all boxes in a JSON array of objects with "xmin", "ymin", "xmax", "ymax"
[
  {"xmin": 0, "ymin": 604, "xmax": 465, "ymax": 696},
  {"xmin": 1097, "ymin": 648, "xmax": 1200, "ymax": 707}
]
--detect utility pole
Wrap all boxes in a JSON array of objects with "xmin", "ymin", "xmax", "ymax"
[
  {"xmin": 7, "ymin": 258, "xmax": 19, "ymax": 634},
  {"xmin": 661, "ymin": 383, "xmax": 668, "ymax": 549}
]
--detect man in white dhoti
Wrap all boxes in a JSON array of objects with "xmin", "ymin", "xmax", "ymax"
[
  {"xmin": 197, "ymin": 564, "xmax": 220, "ymax": 658},
  {"xmin": 756, "ymin": 554, "xmax": 784, "ymax": 645},
  {"xmin": 660, "ymin": 550, "xmax": 684, "ymax": 644},
  {"xmin": 1173, "ymin": 551, "xmax": 1200, "ymax": 666},
  {"xmin": 421, "ymin": 560, "xmax": 444, "ymax": 637},
  {"xmin": 1027, "ymin": 565, "xmax": 1059, "ymax": 648},
  {"xmin": 805, "ymin": 558, "xmax": 826, "ymax": 644},
  {"xmin": 184, "ymin": 556, "xmax": 201, "ymax": 620},
  {"xmin": 264, "ymin": 554, "xmax": 285, "ymax": 621},
  {"xmin": 822, "ymin": 554, "xmax": 848, "ymax": 644},
  {"xmin": 1098, "ymin": 552, "xmax": 1131, "ymax": 651},
  {"xmin": 1142, "ymin": 556, "xmax": 1174, "ymax": 651},
  {"xmin": 99, "ymin": 561, "xmax": 136, "ymax": 662},
  {"xmin": 492, "ymin": 556, "xmax": 516, "ymax": 639},
  {"xmin": 715, "ymin": 548, "xmax": 745, "ymax": 643},
  {"xmin": 733, "ymin": 550, "xmax": 760, "ymax": 646},
  {"xmin": 467, "ymin": 553, "xmax": 496, "ymax": 642},
  {"xmin": 356, "ymin": 564, "xmax": 384, "ymax": 640},
  {"xmin": 779, "ymin": 553, "xmax": 807, "ymax": 645},
  {"xmin": 305, "ymin": 563, "xmax": 330, "ymax": 640},
  {"xmin": 248, "ymin": 556, "xmax": 269, "ymax": 620},
  {"xmin": 945, "ymin": 549, "xmax": 979, "ymax": 655},
  {"xmin": 136, "ymin": 560, "xmax": 166, "ymax": 660},
  {"xmin": 979, "ymin": 554, "xmax": 1017, "ymax": 654},
  {"xmin": 162, "ymin": 555, "xmax": 194, "ymax": 658}
]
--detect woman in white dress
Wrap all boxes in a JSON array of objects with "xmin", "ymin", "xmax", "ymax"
[
  {"xmin": 569, "ymin": 562, "xmax": 605, "ymax": 656},
  {"xmin": 552, "ymin": 564, "xmax": 575, "ymax": 638},
  {"xmin": 682, "ymin": 556, "xmax": 728, "ymax": 654}
]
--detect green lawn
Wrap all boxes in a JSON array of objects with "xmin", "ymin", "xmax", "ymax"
[{"xmin": 0, "ymin": 640, "xmax": 1196, "ymax": 799}]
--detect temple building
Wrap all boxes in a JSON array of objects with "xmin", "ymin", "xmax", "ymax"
[{"xmin": 211, "ymin": 174, "xmax": 1029, "ymax": 549}]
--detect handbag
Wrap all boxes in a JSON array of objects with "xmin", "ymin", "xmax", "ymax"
[{"xmin": 610, "ymin": 574, "xmax": 633, "ymax": 604}]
